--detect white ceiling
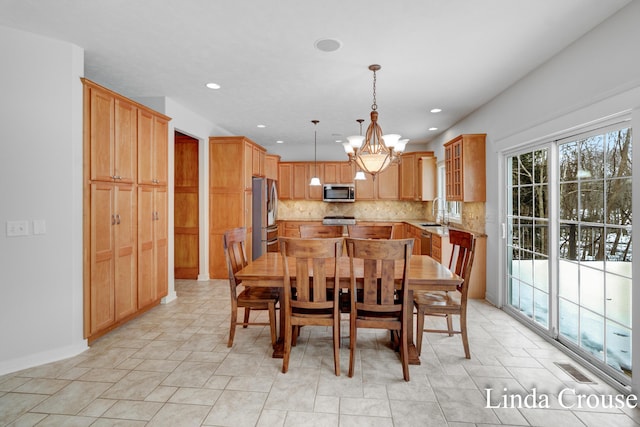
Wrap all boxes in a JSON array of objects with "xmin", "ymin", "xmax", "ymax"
[{"xmin": 0, "ymin": 0, "xmax": 631, "ymax": 160}]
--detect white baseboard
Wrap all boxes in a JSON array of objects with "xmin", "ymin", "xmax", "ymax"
[{"xmin": 0, "ymin": 341, "xmax": 88, "ymax": 376}]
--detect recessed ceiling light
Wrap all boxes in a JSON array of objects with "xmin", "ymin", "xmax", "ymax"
[
  {"xmin": 276, "ymin": 140, "xmax": 284, "ymax": 144},
  {"xmin": 257, "ymin": 124, "xmax": 266, "ymax": 128},
  {"xmin": 315, "ymin": 38, "xmax": 342, "ymax": 52},
  {"xmin": 430, "ymin": 108, "xmax": 442, "ymax": 113},
  {"xmin": 429, "ymin": 127, "xmax": 438, "ymax": 131},
  {"xmin": 335, "ymin": 139, "xmax": 342, "ymax": 143},
  {"xmin": 206, "ymin": 82, "xmax": 221, "ymax": 89}
]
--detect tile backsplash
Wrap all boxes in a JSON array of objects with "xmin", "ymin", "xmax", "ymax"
[
  {"xmin": 278, "ymin": 200, "xmax": 427, "ymax": 221},
  {"xmin": 278, "ymin": 200, "xmax": 486, "ymax": 235}
]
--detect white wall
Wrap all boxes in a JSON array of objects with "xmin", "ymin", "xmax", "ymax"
[
  {"xmin": 0, "ymin": 26, "xmax": 86, "ymax": 374},
  {"xmin": 425, "ymin": 1, "xmax": 640, "ymax": 390},
  {"xmin": 0, "ymin": 26, "xmax": 229, "ymax": 375}
]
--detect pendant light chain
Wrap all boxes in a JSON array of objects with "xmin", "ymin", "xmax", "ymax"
[{"xmin": 371, "ymin": 67, "xmax": 377, "ymax": 111}]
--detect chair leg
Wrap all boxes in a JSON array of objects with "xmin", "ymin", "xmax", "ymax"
[
  {"xmin": 333, "ymin": 317, "xmax": 340, "ymax": 376},
  {"xmin": 283, "ymin": 320, "xmax": 291, "ymax": 373},
  {"xmin": 243, "ymin": 308, "xmax": 251, "ymax": 328},
  {"xmin": 292, "ymin": 326, "xmax": 299, "ymax": 346},
  {"xmin": 348, "ymin": 319, "xmax": 357, "ymax": 377},
  {"xmin": 268, "ymin": 303, "xmax": 277, "ymax": 347},
  {"xmin": 460, "ymin": 312, "xmax": 470, "ymax": 359},
  {"xmin": 227, "ymin": 308, "xmax": 238, "ymax": 348},
  {"xmin": 400, "ymin": 325, "xmax": 410, "ymax": 382},
  {"xmin": 415, "ymin": 306, "xmax": 424, "ymax": 356},
  {"xmin": 446, "ymin": 314, "xmax": 454, "ymax": 336}
]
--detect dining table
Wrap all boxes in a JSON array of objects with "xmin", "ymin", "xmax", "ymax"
[{"xmin": 235, "ymin": 252, "xmax": 463, "ymax": 365}]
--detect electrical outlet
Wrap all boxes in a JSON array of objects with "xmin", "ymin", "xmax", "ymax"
[{"xmin": 7, "ymin": 220, "xmax": 29, "ymax": 237}]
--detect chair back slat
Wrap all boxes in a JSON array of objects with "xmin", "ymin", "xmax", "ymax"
[
  {"xmin": 346, "ymin": 238, "xmax": 413, "ymax": 312},
  {"xmin": 280, "ymin": 237, "xmax": 343, "ymax": 305},
  {"xmin": 446, "ymin": 229, "xmax": 476, "ymax": 294},
  {"xmin": 223, "ymin": 227, "xmax": 249, "ymax": 300}
]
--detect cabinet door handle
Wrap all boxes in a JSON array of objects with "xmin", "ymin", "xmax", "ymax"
[
  {"xmin": 116, "ymin": 214, "xmax": 121, "ymax": 225},
  {"xmin": 111, "ymin": 214, "xmax": 116, "ymax": 225}
]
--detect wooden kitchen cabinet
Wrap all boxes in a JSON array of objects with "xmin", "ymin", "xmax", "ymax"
[
  {"xmin": 89, "ymin": 182, "xmax": 137, "ymax": 335},
  {"xmin": 138, "ymin": 109, "xmax": 169, "ymax": 186},
  {"xmin": 278, "ymin": 163, "xmax": 292, "ymax": 199},
  {"xmin": 280, "ymin": 220, "xmax": 323, "ymax": 238},
  {"xmin": 324, "ymin": 162, "xmax": 354, "ymax": 184},
  {"xmin": 404, "ymin": 223, "xmax": 423, "ymax": 255},
  {"xmin": 244, "ymin": 142, "xmax": 266, "ymax": 189},
  {"xmin": 355, "ymin": 173, "xmax": 374, "ymax": 200},
  {"xmin": 377, "ymin": 162, "xmax": 399, "ymax": 199},
  {"xmin": 85, "ymin": 80, "xmax": 137, "ymax": 183},
  {"xmin": 137, "ymin": 185, "xmax": 168, "ymax": 309},
  {"xmin": 278, "ymin": 162, "xmax": 309, "ymax": 200},
  {"xmin": 355, "ymin": 162, "xmax": 399, "ymax": 200},
  {"xmin": 400, "ymin": 151, "xmax": 435, "ymax": 200},
  {"xmin": 419, "ymin": 156, "xmax": 437, "ymax": 201},
  {"xmin": 209, "ymin": 136, "xmax": 266, "ymax": 278},
  {"xmin": 444, "ymin": 134, "xmax": 486, "ymax": 202},
  {"xmin": 83, "ymin": 78, "xmax": 170, "ymax": 343},
  {"xmin": 265, "ymin": 154, "xmax": 280, "ymax": 180},
  {"xmin": 252, "ymin": 145, "xmax": 265, "ymax": 178}
]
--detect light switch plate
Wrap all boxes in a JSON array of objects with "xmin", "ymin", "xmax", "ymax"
[{"xmin": 7, "ymin": 220, "xmax": 29, "ymax": 237}]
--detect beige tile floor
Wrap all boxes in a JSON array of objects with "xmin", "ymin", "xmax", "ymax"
[{"xmin": 1, "ymin": 279, "xmax": 639, "ymax": 426}]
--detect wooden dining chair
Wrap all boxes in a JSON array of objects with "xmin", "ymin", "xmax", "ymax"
[
  {"xmin": 345, "ymin": 237, "xmax": 414, "ymax": 381},
  {"xmin": 223, "ymin": 227, "xmax": 279, "ymax": 348},
  {"xmin": 279, "ymin": 236, "xmax": 343, "ymax": 375},
  {"xmin": 347, "ymin": 224, "xmax": 393, "ymax": 239},
  {"xmin": 413, "ymin": 229, "xmax": 476, "ymax": 359},
  {"xmin": 299, "ymin": 224, "xmax": 344, "ymax": 238}
]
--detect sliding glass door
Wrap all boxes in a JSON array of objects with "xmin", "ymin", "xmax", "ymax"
[
  {"xmin": 506, "ymin": 148, "xmax": 551, "ymax": 330},
  {"xmin": 505, "ymin": 124, "xmax": 633, "ymax": 384}
]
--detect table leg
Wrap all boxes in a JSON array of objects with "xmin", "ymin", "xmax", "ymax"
[
  {"xmin": 272, "ymin": 288, "xmax": 285, "ymax": 358},
  {"xmin": 406, "ymin": 290, "xmax": 421, "ymax": 365}
]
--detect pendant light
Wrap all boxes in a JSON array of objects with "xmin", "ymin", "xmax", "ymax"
[
  {"xmin": 353, "ymin": 119, "xmax": 366, "ymax": 180},
  {"xmin": 343, "ymin": 64, "xmax": 405, "ymax": 178},
  {"xmin": 309, "ymin": 120, "xmax": 321, "ymax": 186}
]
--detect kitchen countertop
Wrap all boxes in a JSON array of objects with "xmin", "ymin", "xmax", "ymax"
[
  {"xmin": 403, "ymin": 220, "xmax": 487, "ymax": 237},
  {"xmin": 278, "ymin": 218, "xmax": 486, "ymax": 237}
]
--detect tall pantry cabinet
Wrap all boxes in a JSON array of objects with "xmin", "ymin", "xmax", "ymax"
[{"xmin": 82, "ymin": 78, "xmax": 170, "ymax": 343}]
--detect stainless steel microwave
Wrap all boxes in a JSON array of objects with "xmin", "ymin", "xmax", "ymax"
[{"xmin": 323, "ymin": 184, "xmax": 355, "ymax": 202}]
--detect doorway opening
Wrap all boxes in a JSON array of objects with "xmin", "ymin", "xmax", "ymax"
[{"xmin": 174, "ymin": 131, "xmax": 199, "ymax": 279}]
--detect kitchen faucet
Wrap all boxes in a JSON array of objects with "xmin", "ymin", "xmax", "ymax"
[{"xmin": 432, "ymin": 197, "xmax": 449, "ymax": 226}]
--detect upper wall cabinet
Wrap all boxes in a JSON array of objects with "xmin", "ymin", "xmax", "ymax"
[
  {"xmin": 418, "ymin": 156, "xmax": 437, "ymax": 201},
  {"xmin": 444, "ymin": 134, "xmax": 486, "ymax": 202},
  {"xmin": 399, "ymin": 151, "xmax": 434, "ymax": 201},
  {"xmin": 324, "ymin": 162, "xmax": 354, "ymax": 184},
  {"xmin": 278, "ymin": 162, "xmax": 310, "ymax": 200},
  {"xmin": 265, "ymin": 154, "xmax": 280, "ymax": 180},
  {"xmin": 138, "ymin": 110, "xmax": 169, "ymax": 186},
  {"xmin": 355, "ymin": 162, "xmax": 399, "ymax": 200},
  {"xmin": 85, "ymin": 80, "xmax": 137, "ymax": 183}
]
